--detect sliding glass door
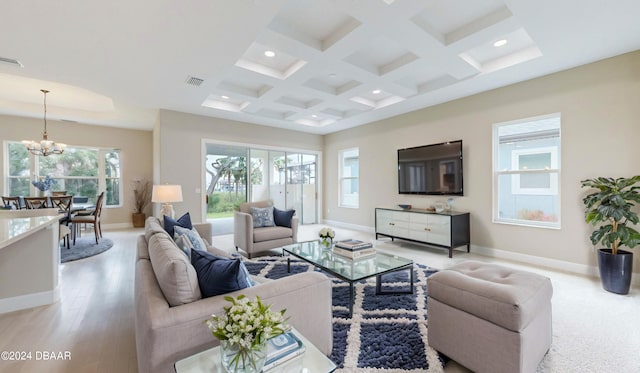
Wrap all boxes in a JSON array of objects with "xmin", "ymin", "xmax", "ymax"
[{"xmin": 205, "ymin": 142, "xmax": 318, "ymax": 234}]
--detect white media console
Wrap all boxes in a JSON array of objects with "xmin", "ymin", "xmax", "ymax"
[{"xmin": 375, "ymin": 207, "xmax": 470, "ymax": 258}]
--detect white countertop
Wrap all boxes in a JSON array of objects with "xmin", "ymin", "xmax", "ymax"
[{"xmin": 0, "ymin": 215, "xmax": 59, "ymax": 250}]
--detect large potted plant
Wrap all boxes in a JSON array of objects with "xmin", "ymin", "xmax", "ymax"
[
  {"xmin": 581, "ymin": 176, "xmax": 640, "ymax": 294},
  {"xmin": 132, "ymin": 179, "xmax": 151, "ymax": 228}
]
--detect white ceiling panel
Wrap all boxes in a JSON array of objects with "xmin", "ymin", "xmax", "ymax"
[{"xmin": 0, "ymin": 0, "xmax": 638, "ymax": 134}]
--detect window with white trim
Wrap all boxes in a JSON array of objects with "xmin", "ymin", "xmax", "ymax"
[
  {"xmin": 493, "ymin": 114, "xmax": 561, "ymax": 228},
  {"xmin": 339, "ymin": 148, "xmax": 359, "ymax": 208},
  {"xmin": 5, "ymin": 141, "xmax": 121, "ymax": 207}
]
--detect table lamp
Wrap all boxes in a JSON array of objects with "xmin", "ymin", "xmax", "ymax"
[{"xmin": 151, "ymin": 184, "xmax": 183, "ymax": 219}]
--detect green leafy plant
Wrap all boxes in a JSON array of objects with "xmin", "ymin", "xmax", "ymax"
[
  {"xmin": 581, "ymin": 176, "xmax": 640, "ymax": 254},
  {"xmin": 205, "ymin": 295, "xmax": 288, "ymax": 371}
]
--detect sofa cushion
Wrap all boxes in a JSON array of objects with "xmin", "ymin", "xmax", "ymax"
[
  {"xmin": 190, "ymin": 249, "xmax": 252, "ymax": 297},
  {"xmin": 174, "ymin": 233, "xmax": 194, "ymax": 259},
  {"xmin": 239, "ymin": 200, "xmax": 272, "ymax": 214},
  {"xmin": 148, "ymin": 234, "xmax": 202, "ymax": 306},
  {"xmin": 145, "ymin": 216, "xmax": 171, "ymax": 242},
  {"xmin": 253, "ymin": 226, "xmax": 293, "ymax": 243},
  {"xmin": 174, "ymin": 225, "xmax": 207, "ymax": 252},
  {"xmin": 251, "ymin": 206, "xmax": 275, "ymax": 228},
  {"xmin": 273, "ymin": 207, "xmax": 295, "ymax": 228},
  {"xmin": 164, "ymin": 212, "xmax": 192, "ymax": 238},
  {"xmin": 428, "ymin": 261, "xmax": 553, "ymax": 332}
]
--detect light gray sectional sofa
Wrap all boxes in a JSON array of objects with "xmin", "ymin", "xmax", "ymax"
[{"xmin": 134, "ymin": 217, "xmax": 333, "ymax": 373}]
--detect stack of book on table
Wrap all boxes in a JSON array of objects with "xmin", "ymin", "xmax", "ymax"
[
  {"xmin": 263, "ymin": 331, "xmax": 305, "ymax": 371},
  {"xmin": 332, "ymin": 239, "xmax": 376, "ymax": 259}
]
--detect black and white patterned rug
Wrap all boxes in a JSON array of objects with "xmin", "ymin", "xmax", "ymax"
[{"xmin": 243, "ymin": 256, "xmax": 445, "ymax": 372}]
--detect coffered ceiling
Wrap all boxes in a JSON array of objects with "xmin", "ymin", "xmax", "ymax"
[{"xmin": 0, "ymin": 0, "xmax": 639, "ymax": 134}]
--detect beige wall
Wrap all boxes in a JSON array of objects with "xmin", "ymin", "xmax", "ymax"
[
  {"xmin": 324, "ymin": 50, "xmax": 640, "ymax": 273},
  {"xmin": 156, "ymin": 110, "xmax": 323, "ymax": 222},
  {"xmin": 0, "ymin": 115, "xmax": 153, "ymax": 226}
]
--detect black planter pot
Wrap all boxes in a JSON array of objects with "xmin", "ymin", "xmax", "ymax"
[{"xmin": 597, "ymin": 249, "xmax": 633, "ymax": 295}]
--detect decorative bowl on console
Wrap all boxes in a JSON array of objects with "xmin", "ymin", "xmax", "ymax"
[{"xmin": 398, "ymin": 204, "xmax": 412, "ymax": 210}]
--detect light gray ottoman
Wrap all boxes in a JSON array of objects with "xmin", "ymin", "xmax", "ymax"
[{"xmin": 427, "ymin": 261, "xmax": 553, "ymax": 373}]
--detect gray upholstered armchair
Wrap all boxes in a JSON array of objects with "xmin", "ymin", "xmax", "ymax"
[{"xmin": 233, "ymin": 200, "xmax": 298, "ymax": 258}]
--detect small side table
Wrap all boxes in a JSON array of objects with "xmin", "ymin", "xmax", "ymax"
[{"xmin": 175, "ymin": 329, "xmax": 336, "ymax": 373}]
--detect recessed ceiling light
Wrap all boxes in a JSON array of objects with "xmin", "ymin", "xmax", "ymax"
[
  {"xmin": 372, "ymin": 89, "xmax": 381, "ymax": 94},
  {"xmin": 264, "ymin": 50, "xmax": 275, "ymax": 57},
  {"xmin": 493, "ymin": 39, "xmax": 507, "ymax": 47},
  {"xmin": 221, "ymin": 95, "xmax": 229, "ymax": 100},
  {"xmin": 328, "ymin": 73, "xmax": 337, "ymax": 78},
  {"xmin": 311, "ymin": 114, "xmax": 318, "ymax": 118}
]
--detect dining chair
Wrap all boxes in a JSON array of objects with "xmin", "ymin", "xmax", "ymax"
[
  {"xmin": 72, "ymin": 191, "xmax": 104, "ymax": 245},
  {"xmin": 24, "ymin": 197, "xmax": 50, "ymax": 209},
  {"xmin": 50, "ymin": 195, "xmax": 73, "ymax": 226},
  {"xmin": 51, "ymin": 190, "xmax": 67, "ymax": 196},
  {"xmin": 2, "ymin": 196, "xmax": 23, "ymax": 210}
]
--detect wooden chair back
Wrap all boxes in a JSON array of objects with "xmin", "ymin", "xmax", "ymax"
[
  {"xmin": 2, "ymin": 196, "xmax": 23, "ymax": 210},
  {"xmin": 50, "ymin": 195, "xmax": 73, "ymax": 224},
  {"xmin": 24, "ymin": 197, "xmax": 50, "ymax": 209}
]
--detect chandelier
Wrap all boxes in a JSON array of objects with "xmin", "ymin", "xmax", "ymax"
[{"xmin": 22, "ymin": 89, "xmax": 66, "ymax": 156}]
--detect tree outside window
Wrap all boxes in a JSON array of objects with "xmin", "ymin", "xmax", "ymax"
[{"xmin": 6, "ymin": 142, "xmax": 121, "ymax": 207}]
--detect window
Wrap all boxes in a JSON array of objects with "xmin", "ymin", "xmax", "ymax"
[
  {"xmin": 493, "ymin": 114, "xmax": 561, "ymax": 228},
  {"xmin": 5, "ymin": 142, "xmax": 122, "ymax": 207},
  {"xmin": 339, "ymin": 148, "xmax": 359, "ymax": 208}
]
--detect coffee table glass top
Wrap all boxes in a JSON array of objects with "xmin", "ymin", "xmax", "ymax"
[{"xmin": 282, "ymin": 240, "xmax": 413, "ymax": 282}]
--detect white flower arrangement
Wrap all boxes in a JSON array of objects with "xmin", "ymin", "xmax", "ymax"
[
  {"xmin": 206, "ymin": 295, "xmax": 289, "ymax": 371},
  {"xmin": 319, "ymin": 227, "xmax": 335, "ymax": 239}
]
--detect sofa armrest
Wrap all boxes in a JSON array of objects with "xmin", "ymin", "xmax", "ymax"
[
  {"xmin": 291, "ymin": 216, "xmax": 299, "ymax": 243},
  {"xmin": 233, "ymin": 211, "xmax": 253, "ymax": 251},
  {"xmin": 193, "ymin": 223, "xmax": 212, "ymax": 246}
]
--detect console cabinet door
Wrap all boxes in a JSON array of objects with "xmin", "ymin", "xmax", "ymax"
[
  {"xmin": 376, "ymin": 209, "xmax": 409, "ymax": 238},
  {"xmin": 427, "ymin": 214, "xmax": 451, "ymax": 246},
  {"xmin": 376, "ymin": 209, "xmax": 394, "ymax": 236}
]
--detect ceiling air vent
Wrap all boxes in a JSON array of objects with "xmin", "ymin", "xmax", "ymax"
[
  {"xmin": 0, "ymin": 56, "xmax": 23, "ymax": 67},
  {"xmin": 186, "ymin": 76, "xmax": 204, "ymax": 87}
]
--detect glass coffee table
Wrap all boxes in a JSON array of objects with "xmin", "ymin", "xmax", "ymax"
[
  {"xmin": 175, "ymin": 329, "xmax": 336, "ymax": 373},
  {"xmin": 282, "ymin": 241, "xmax": 414, "ymax": 317}
]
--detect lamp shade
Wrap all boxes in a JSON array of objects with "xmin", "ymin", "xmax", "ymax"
[{"xmin": 151, "ymin": 185, "xmax": 183, "ymax": 203}]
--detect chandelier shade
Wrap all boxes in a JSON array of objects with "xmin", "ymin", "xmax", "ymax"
[{"xmin": 22, "ymin": 89, "xmax": 66, "ymax": 156}]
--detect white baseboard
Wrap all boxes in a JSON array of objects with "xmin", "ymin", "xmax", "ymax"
[
  {"xmin": 324, "ymin": 220, "xmax": 640, "ymax": 287},
  {"xmin": 102, "ymin": 222, "xmax": 136, "ymax": 230},
  {"xmin": 322, "ymin": 219, "xmax": 374, "ymax": 234},
  {"xmin": 0, "ymin": 287, "xmax": 60, "ymax": 314},
  {"xmin": 471, "ymin": 244, "xmax": 640, "ymax": 287}
]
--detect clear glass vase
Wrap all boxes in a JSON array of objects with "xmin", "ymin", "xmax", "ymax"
[
  {"xmin": 321, "ymin": 237, "xmax": 332, "ymax": 248},
  {"xmin": 220, "ymin": 340, "xmax": 267, "ymax": 373}
]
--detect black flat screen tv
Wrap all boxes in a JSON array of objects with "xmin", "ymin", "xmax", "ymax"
[{"xmin": 398, "ymin": 140, "xmax": 463, "ymax": 195}]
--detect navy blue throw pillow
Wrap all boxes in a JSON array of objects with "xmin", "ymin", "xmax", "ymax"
[
  {"xmin": 273, "ymin": 207, "xmax": 295, "ymax": 228},
  {"xmin": 164, "ymin": 212, "xmax": 192, "ymax": 238},
  {"xmin": 190, "ymin": 249, "xmax": 252, "ymax": 297}
]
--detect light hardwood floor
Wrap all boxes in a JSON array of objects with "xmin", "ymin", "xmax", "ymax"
[
  {"xmin": 0, "ymin": 229, "xmax": 139, "ymax": 373},
  {"xmin": 1, "ymin": 225, "xmax": 638, "ymax": 373}
]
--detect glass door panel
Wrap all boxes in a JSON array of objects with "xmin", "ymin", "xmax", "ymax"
[
  {"xmin": 285, "ymin": 153, "xmax": 303, "ymax": 220},
  {"xmin": 204, "ymin": 143, "xmax": 248, "ymax": 235},
  {"xmin": 269, "ymin": 151, "xmax": 286, "ymax": 209},
  {"xmin": 301, "ymin": 153, "xmax": 317, "ymax": 224},
  {"xmin": 249, "ymin": 149, "xmax": 269, "ymax": 202}
]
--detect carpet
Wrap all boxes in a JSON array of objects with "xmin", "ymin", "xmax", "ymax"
[
  {"xmin": 60, "ymin": 237, "xmax": 114, "ymax": 263},
  {"xmin": 243, "ymin": 256, "xmax": 445, "ymax": 372}
]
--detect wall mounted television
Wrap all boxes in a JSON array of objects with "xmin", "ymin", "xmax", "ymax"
[{"xmin": 398, "ymin": 140, "xmax": 463, "ymax": 195}]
